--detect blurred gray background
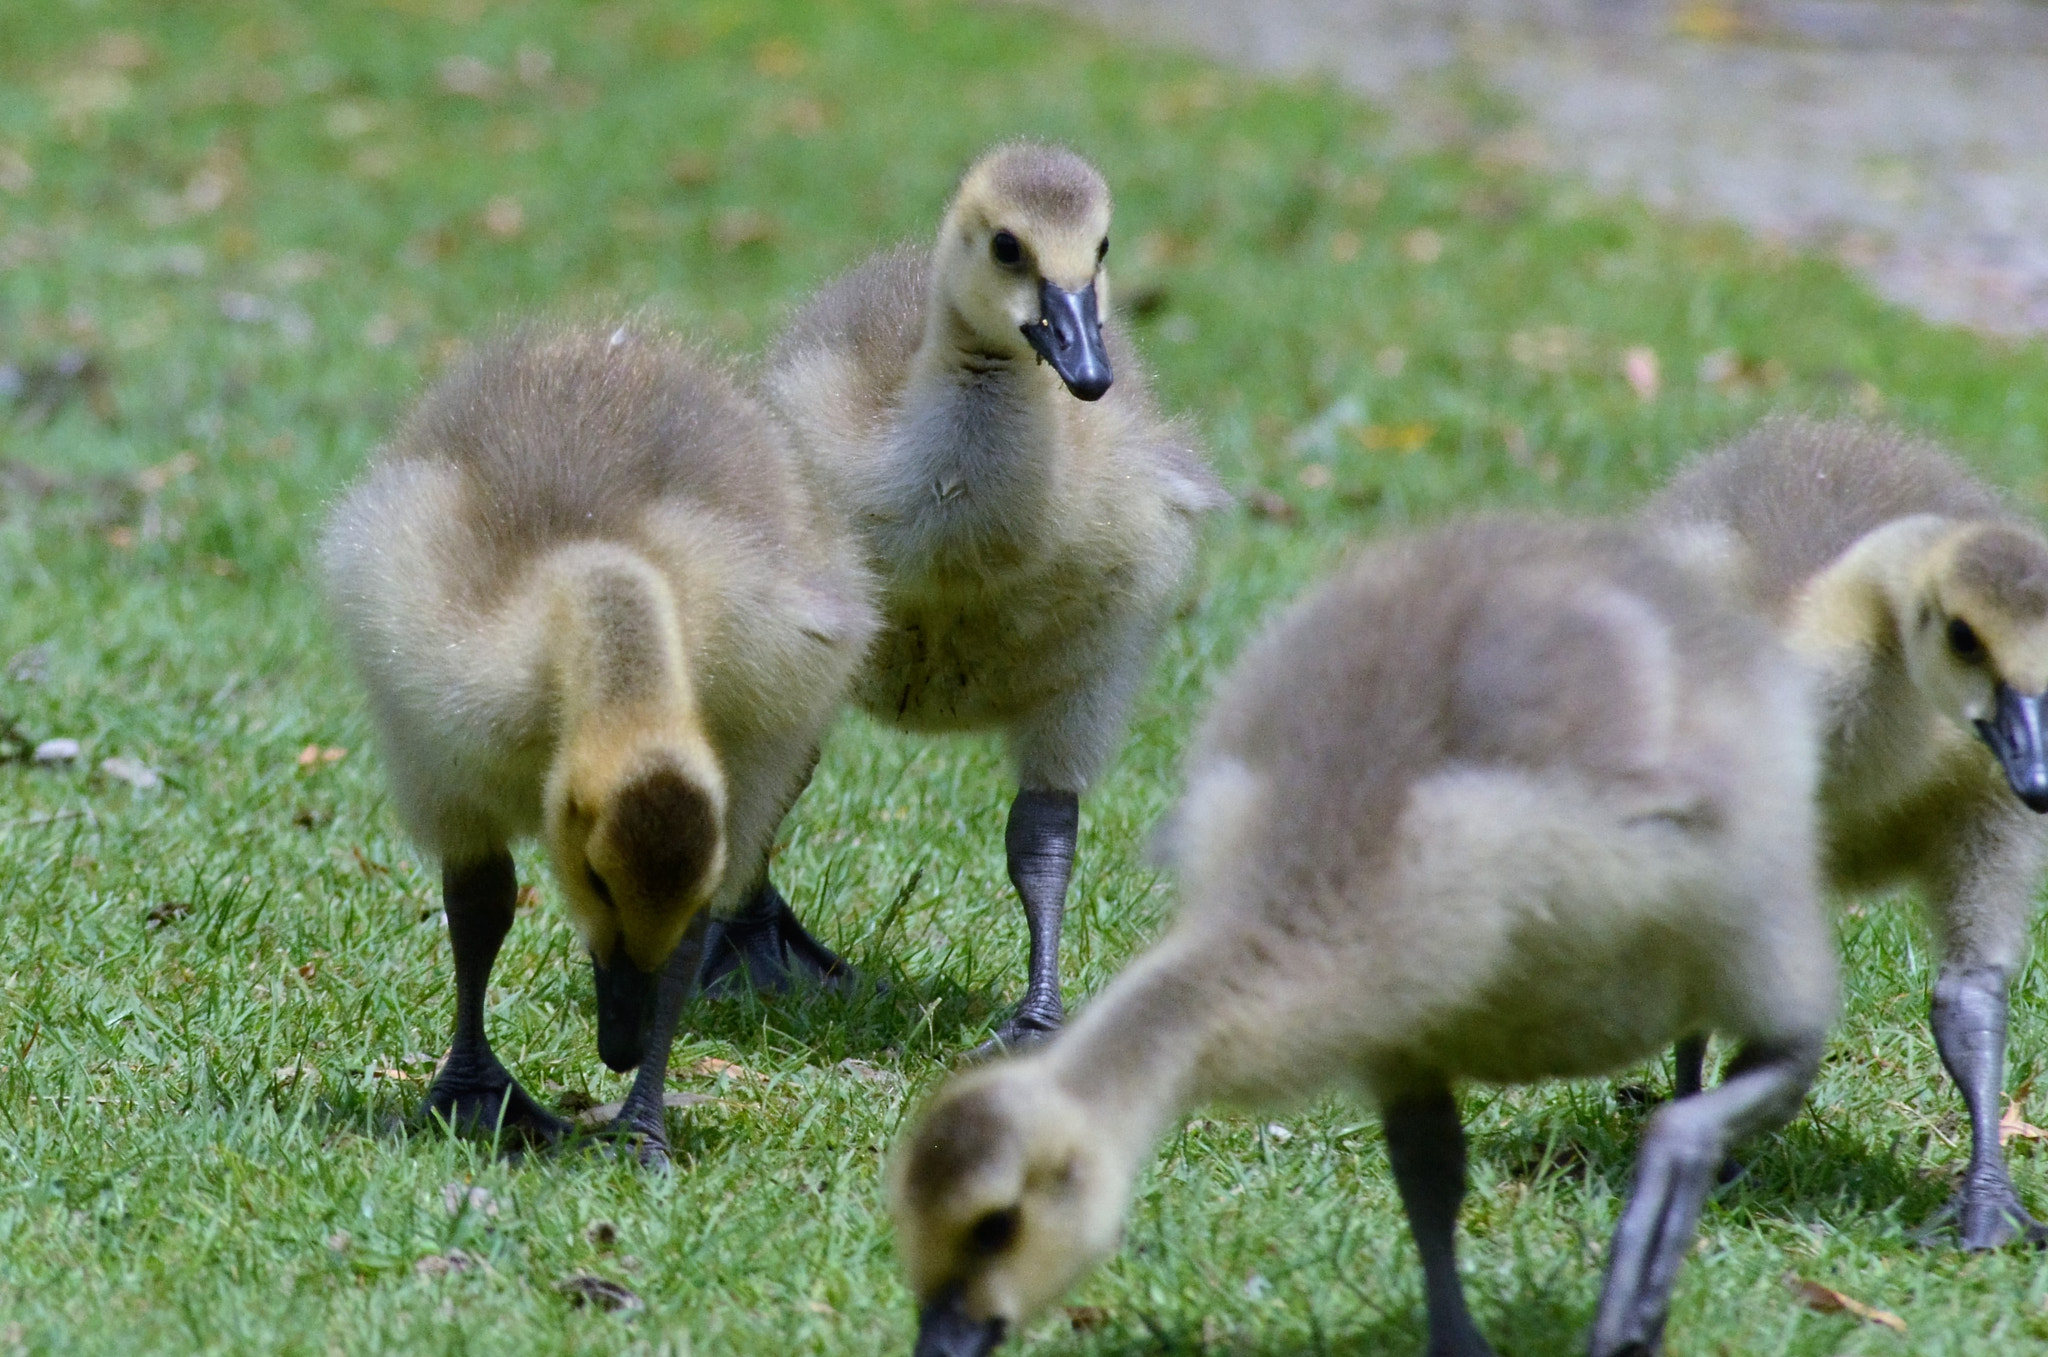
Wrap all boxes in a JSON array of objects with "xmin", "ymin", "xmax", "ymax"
[{"xmin": 1034, "ymin": 0, "xmax": 2048, "ymax": 335}]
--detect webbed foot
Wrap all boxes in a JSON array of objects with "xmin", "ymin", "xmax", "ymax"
[
  {"xmin": 970, "ymin": 1000, "xmax": 1063, "ymax": 1061},
  {"xmin": 421, "ymin": 1054, "xmax": 569, "ymax": 1145},
  {"xmin": 698, "ymin": 883, "xmax": 855, "ymax": 995},
  {"xmin": 604, "ymin": 1104, "xmax": 672, "ymax": 1171},
  {"xmin": 1914, "ymin": 1167, "xmax": 2048, "ymax": 1250}
]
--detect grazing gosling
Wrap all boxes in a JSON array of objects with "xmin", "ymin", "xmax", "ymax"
[
  {"xmin": 894, "ymin": 516, "xmax": 1836, "ymax": 1357},
  {"xmin": 749, "ymin": 143, "xmax": 1222, "ymax": 1047},
  {"xmin": 320, "ymin": 321, "xmax": 875, "ymax": 1160},
  {"xmin": 1646, "ymin": 415, "xmax": 2048, "ymax": 1248}
]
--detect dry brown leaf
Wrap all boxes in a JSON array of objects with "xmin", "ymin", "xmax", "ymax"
[
  {"xmin": 415, "ymin": 1248, "xmax": 480, "ymax": 1279},
  {"xmin": 554, "ymin": 1273, "xmax": 643, "ymax": 1312},
  {"xmin": 437, "ymin": 56, "xmax": 501, "ymax": 100},
  {"xmin": 690, "ymin": 1056, "xmax": 768, "ymax": 1083},
  {"xmin": 2000, "ymin": 1098, "xmax": 2048, "ymax": 1145},
  {"xmin": 575, "ymin": 1090, "xmax": 717, "ymax": 1128},
  {"xmin": 1782, "ymin": 1273, "xmax": 1906, "ymax": 1333},
  {"xmin": 1356, "ymin": 422, "xmax": 1434, "ymax": 454},
  {"xmin": 1065, "ymin": 1305, "xmax": 1110, "ymax": 1332},
  {"xmin": 481, "ymin": 196, "xmax": 524, "ymax": 238},
  {"xmin": 145, "ymin": 900, "xmax": 191, "ymax": 930},
  {"xmin": 442, "ymin": 1183, "xmax": 497, "ymax": 1218}
]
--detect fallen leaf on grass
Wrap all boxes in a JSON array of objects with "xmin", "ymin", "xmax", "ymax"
[
  {"xmin": 575, "ymin": 1091, "xmax": 717, "ymax": 1128},
  {"xmin": 2000, "ymin": 1099, "xmax": 2048, "ymax": 1145},
  {"xmin": 689, "ymin": 1056, "xmax": 768, "ymax": 1083},
  {"xmin": 1066, "ymin": 1305, "xmax": 1110, "ymax": 1331},
  {"xmin": 553, "ymin": 1274, "xmax": 643, "ymax": 1312},
  {"xmin": 99, "ymin": 757, "xmax": 159, "ymax": 790},
  {"xmin": 1355, "ymin": 421, "xmax": 1434, "ymax": 454},
  {"xmin": 442, "ymin": 1183, "xmax": 498, "ymax": 1218},
  {"xmin": 297, "ymin": 744, "xmax": 347, "ymax": 769},
  {"xmin": 350, "ymin": 845, "xmax": 389, "ymax": 877},
  {"xmin": 272, "ymin": 1060, "xmax": 319, "ymax": 1087},
  {"xmin": 836, "ymin": 1058, "xmax": 900, "ymax": 1085},
  {"xmin": 437, "ymin": 56, "xmax": 502, "ymax": 100},
  {"xmin": 145, "ymin": 900, "xmax": 191, "ymax": 929},
  {"xmin": 415, "ymin": 1248, "xmax": 481, "ymax": 1279},
  {"xmin": 1783, "ymin": 1274, "xmax": 1906, "ymax": 1333}
]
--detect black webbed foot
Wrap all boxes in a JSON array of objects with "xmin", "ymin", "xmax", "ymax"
[
  {"xmin": 970, "ymin": 1001, "xmax": 1063, "ymax": 1061},
  {"xmin": 421, "ymin": 1052, "xmax": 570, "ymax": 1146},
  {"xmin": 602, "ymin": 1103, "xmax": 673, "ymax": 1171},
  {"xmin": 1914, "ymin": 1167, "xmax": 2048, "ymax": 1250},
  {"xmin": 697, "ymin": 882, "xmax": 856, "ymax": 995}
]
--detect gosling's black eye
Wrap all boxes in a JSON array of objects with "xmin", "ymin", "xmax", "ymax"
[
  {"xmin": 585, "ymin": 865, "xmax": 616, "ymax": 908},
  {"xmin": 1096, "ymin": 236, "xmax": 1109, "ymax": 264},
  {"xmin": 1947, "ymin": 616, "xmax": 1986, "ymax": 663},
  {"xmin": 990, "ymin": 230, "xmax": 1023, "ymax": 267},
  {"xmin": 968, "ymin": 1207, "xmax": 1019, "ymax": 1256}
]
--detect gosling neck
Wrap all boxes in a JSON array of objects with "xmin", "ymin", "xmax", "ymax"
[
  {"xmin": 1787, "ymin": 515, "xmax": 1959, "ymax": 674},
  {"xmin": 1044, "ymin": 940, "xmax": 1215, "ymax": 1169},
  {"xmin": 884, "ymin": 297, "xmax": 1069, "ymax": 569},
  {"xmin": 541, "ymin": 547, "xmax": 701, "ymax": 750}
]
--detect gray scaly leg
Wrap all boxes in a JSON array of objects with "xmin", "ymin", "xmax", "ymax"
[
  {"xmin": 610, "ymin": 911, "xmax": 711, "ymax": 1169},
  {"xmin": 978, "ymin": 788, "xmax": 1078, "ymax": 1054},
  {"xmin": 1384, "ymin": 1088, "xmax": 1498, "ymax": 1357},
  {"xmin": 420, "ymin": 852, "xmax": 569, "ymax": 1145},
  {"xmin": 1592, "ymin": 1035, "xmax": 1822, "ymax": 1357},
  {"xmin": 1918, "ymin": 965, "xmax": 2047, "ymax": 1249}
]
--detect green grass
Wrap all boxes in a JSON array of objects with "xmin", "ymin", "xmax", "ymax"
[{"xmin": 4, "ymin": 0, "xmax": 2048, "ymax": 1352}]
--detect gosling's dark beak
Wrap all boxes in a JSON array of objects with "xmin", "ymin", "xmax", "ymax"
[
  {"xmin": 591, "ymin": 950, "xmax": 660, "ymax": 1072},
  {"xmin": 1974, "ymin": 682, "xmax": 2048, "ymax": 812},
  {"xmin": 1021, "ymin": 279, "xmax": 1112, "ymax": 401},
  {"xmin": 913, "ymin": 1287, "xmax": 1007, "ymax": 1357}
]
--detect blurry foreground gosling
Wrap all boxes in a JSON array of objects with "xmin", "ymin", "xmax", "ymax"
[
  {"xmin": 752, "ymin": 142, "xmax": 1223, "ymax": 1048},
  {"xmin": 1647, "ymin": 415, "xmax": 2048, "ymax": 1248},
  {"xmin": 892, "ymin": 516, "xmax": 1836, "ymax": 1357},
  {"xmin": 320, "ymin": 321, "xmax": 876, "ymax": 1162}
]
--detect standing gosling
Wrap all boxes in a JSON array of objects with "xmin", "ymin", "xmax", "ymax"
[
  {"xmin": 748, "ymin": 142, "xmax": 1221, "ymax": 1046},
  {"xmin": 320, "ymin": 322, "xmax": 875, "ymax": 1159},
  {"xmin": 893, "ymin": 516, "xmax": 1836, "ymax": 1357},
  {"xmin": 1646, "ymin": 415, "xmax": 2048, "ymax": 1248}
]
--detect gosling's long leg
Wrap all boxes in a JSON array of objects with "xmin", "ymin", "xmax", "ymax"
[
  {"xmin": 696, "ymin": 875, "xmax": 854, "ymax": 994},
  {"xmin": 1672, "ymin": 1035, "xmax": 1708, "ymax": 1100},
  {"xmin": 1591, "ymin": 1035, "xmax": 1823, "ymax": 1357},
  {"xmin": 1920, "ymin": 965, "xmax": 2047, "ymax": 1249},
  {"xmin": 611, "ymin": 910, "xmax": 711, "ymax": 1169},
  {"xmin": 421, "ymin": 852, "xmax": 569, "ymax": 1144},
  {"xmin": 1384, "ymin": 1088, "xmax": 1497, "ymax": 1357},
  {"xmin": 979, "ymin": 788, "xmax": 1078, "ymax": 1054}
]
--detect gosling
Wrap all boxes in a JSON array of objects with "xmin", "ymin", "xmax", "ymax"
[
  {"xmin": 1645, "ymin": 415, "xmax": 2048, "ymax": 1248},
  {"xmin": 320, "ymin": 321, "xmax": 875, "ymax": 1160},
  {"xmin": 740, "ymin": 142, "xmax": 1221, "ymax": 1048},
  {"xmin": 893, "ymin": 515, "xmax": 1836, "ymax": 1357}
]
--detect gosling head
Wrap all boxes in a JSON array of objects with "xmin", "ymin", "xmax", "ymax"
[
  {"xmin": 544, "ymin": 729, "xmax": 727, "ymax": 1071},
  {"xmin": 892, "ymin": 1062, "xmax": 1125, "ymax": 1356},
  {"xmin": 1905, "ymin": 522, "xmax": 2048, "ymax": 811},
  {"xmin": 936, "ymin": 143, "xmax": 1114, "ymax": 401}
]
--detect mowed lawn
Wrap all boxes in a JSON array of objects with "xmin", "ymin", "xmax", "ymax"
[{"xmin": 5, "ymin": 1, "xmax": 2048, "ymax": 1352}]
